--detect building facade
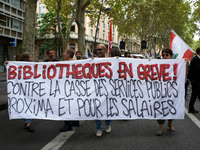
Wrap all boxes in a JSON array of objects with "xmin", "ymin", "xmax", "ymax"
[{"xmin": 0, "ymin": 0, "xmax": 25, "ymax": 72}]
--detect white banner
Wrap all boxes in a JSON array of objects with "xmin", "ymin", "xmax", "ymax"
[{"xmin": 6, "ymin": 58, "xmax": 186, "ymax": 120}]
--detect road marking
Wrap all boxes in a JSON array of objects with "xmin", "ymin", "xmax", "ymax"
[
  {"xmin": 41, "ymin": 121, "xmax": 84, "ymax": 150},
  {"xmin": 41, "ymin": 131, "xmax": 75, "ymax": 150},
  {"xmin": 185, "ymin": 107, "xmax": 200, "ymax": 128},
  {"xmin": 42, "ymin": 110, "xmax": 200, "ymax": 150}
]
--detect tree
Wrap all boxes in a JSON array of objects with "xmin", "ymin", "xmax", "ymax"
[
  {"xmin": 103, "ymin": 0, "xmax": 197, "ymax": 54},
  {"xmin": 75, "ymin": 0, "xmax": 92, "ymax": 53},
  {"xmin": 36, "ymin": 10, "xmax": 68, "ymax": 58},
  {"xmin": 22, "ymin": 0, "xmax": 37, "ymax": 55},
  {"xmin": 44, "ymin": 0, "xmax": 91, "ymax": 56}
]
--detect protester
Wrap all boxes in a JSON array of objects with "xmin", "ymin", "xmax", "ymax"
[
  {"xmin": 124, "ymin": 51, "xmax": 130, "ymax": 58},
  {"xmin": 59, "ymin": 48, "xmax": 77, "ymax": 132},
  {"xmin": 156, "ymin": 48, "xmax": 175, "ymax": 136},
  {"xmin": 5, "ymin": 52, "xmax": 35, "ymax": 132},
  {"xmin": 44, "ymin": 49, "xmax": 59, "ymax": 62},
  {"xmin": 75, "ymin": 51, "xmax": 82, "ymax": 60},
  {"xmin": 185, "ymin": 59, "xmax": 189, "ymax": 99},
  {"xmin": 94, "ymin": 44, "xmax": 111, "ymax": 137},
  {"xmin": 19, "ymin": 52, "xmax": 35, "ymax": 132},
  {"xmin": 111, "ymin": 47, "xmax": 121, "ymax": 57},
  {"xmin": 73, "ymin": 51, "xmax": 82, "ymax": 127},
  {"xmin": 16, "ymin": 54, "xmax": 22, "ymax": 61},
  {"xmin": 187, "ymin": 47, "xmax": 200, "ymax": 113}
]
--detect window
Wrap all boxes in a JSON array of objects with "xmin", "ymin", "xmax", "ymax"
[
  {"xmin": 0, "ymin": 15, "xmax": 7, "ymax": 26},
  {"xmin": 91, "ymin": 27, "xmax": 93, "ymax": 37},
  {"xmin": 71, "ymin": 25, "xmax": 75, "ymax": 32},
  {"xmin": 12, "ymin": 19, "xmax": 20, "ymax": 30},
  {"xmin": 97, "ymin": 30, "xmax": 99, "ymax": 38},
  {"xmin": 103, "ymin": 17, "xmax": 105, "ymax": 29},
  {"xmin": 103, "ymin": 32, "xmax": 105, "ymax": 40},
  {"xmin": 39, "ymin": 3, "xmax": 45, "ymax": 18},
  {"xmin": 12, "ymin": 0, "xmax": 20, "ymax": 9}
]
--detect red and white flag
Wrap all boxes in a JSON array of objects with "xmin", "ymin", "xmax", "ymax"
[
  {"xmin": 108, "ymin": 21, "xmax": 112, "ymax": 54},
  {"xmin": 169, "ymin": 30, "xmax": 195, "ymax": 61}
]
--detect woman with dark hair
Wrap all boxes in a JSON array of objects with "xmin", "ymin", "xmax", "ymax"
[
  {"xmin": 111, "ymin": 48, "xmax": 121, "ymax": 57},
  {"xmin": 156, "ymin": 48, "xmax": 175, "ymax": 136},
  {"xmin": 20, "ymin": 52, "xmax": 35, "ymax": 132},
  {"xmin": 5, "ymin": 52, "xmax": 35, "ymax": 132}
]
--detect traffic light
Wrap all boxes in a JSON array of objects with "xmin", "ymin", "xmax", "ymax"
[
  {"xmin": 120, "ymin": 41, "xmax": 125, "ymax": 49},
  {"xmin": 141, "ymin": 40, "xmax": 146, "ymax": 49}
]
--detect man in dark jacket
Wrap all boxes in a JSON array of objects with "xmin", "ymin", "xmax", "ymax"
[{"xmin": 187, "ymin": 47, "xmax": 200, "ymax": 113}]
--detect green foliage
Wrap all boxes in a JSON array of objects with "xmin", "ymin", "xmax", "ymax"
[
  {"xmin": 101, "ymin": 0, "xmax": 198, "ymax": 49},
  {"xmin": 36, "ymin": 9, "xmax": 67, "ymax": 51},
  {"xmin": 191, "ymin": 39, "xmax": 200, "ymax": 51}
]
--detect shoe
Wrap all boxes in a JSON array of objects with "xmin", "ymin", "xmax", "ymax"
[
  {"xmin": 105, "ymin": 125, "xmax": 111, "ymax": 133},
  {"xmin": 26, "ymin": 125, "xmax": 35, "ymax": 133},
  {"xmin": 156, "ymin": 130, "xmax": 163, "ymax": 136},
  {"xmin": 188, "ymin": 110, "xmax": 199, "ymax": 113},
  {"xmin": 59, "ymin": 126, "xmax": 72, "ymax": 132},
  {"xmin": 167, "ymin": 124, "xmax": 175, "ymax": 132},
  {"xmin": 96, "ymin": 130, "xmax": 102, "ymax": 137},
  {"xmin": 24, "ymin": 123, "xmax": 27, "ymax": 129}
]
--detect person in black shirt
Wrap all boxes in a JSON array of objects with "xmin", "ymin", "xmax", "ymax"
[{"xmin": 187, "ymin": 47, "xmax": 200, "ymax": 113}]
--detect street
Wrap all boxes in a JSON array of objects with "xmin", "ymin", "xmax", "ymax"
[{"xmin": 1, "ymin": 81, "xmax": 200, "ymax": 150}]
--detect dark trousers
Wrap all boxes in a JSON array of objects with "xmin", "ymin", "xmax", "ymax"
[
  {"xmin": 189, "ymin": 81, "xmax": 200, "ymax": 111},
  {"xmin": 64, "ymin": 121, "xmax": 79, "ymax": 127},
  {"xmin": 64, "ymin": 121, "xmax": 72, "ymax": 128}
]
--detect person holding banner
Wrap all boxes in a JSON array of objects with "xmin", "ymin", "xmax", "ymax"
[
  {"xmin": 111, "ymin": 47, "xmax": 121, "ymax": 57},
  {"xmin": 59, "ymin": 48, "xmax": 80, "ymax": 132},
  {"xmin": 75, "ymin": 51, "xmax": 83, "ymax": 60},
  {"xmin": 5, "ymin": 52, "xmax": 35, "ymax": 132},
  {"xmin": 94, "ymin": 44, "xmax": 112, "ymax": 137},
  {"xmin": 44, "ymin": 49, "xmax": 59, "ymax": 62},
  {"xmin": 187, "ymin": 47, "xmax": 200, "ymax": 114},
  {"xmin": 157, "ymin": 48, "xmax": 175, "ymax": 136},
  {"xmin": 14, "ymin": 52, "xmax": 35, "ymax": 133}
]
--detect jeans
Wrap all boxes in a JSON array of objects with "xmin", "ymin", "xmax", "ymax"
[
  {"xmin": 95, "ymin": 120, "xmax": 111, "ymax": 130},
  {"xmin": 23, "ymin": 119, "xmax": 32, "ymax": 124}
]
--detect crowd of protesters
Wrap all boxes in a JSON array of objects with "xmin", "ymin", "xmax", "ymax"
[{"xmin": 5, "ymin": 44, "xmax": 200, "ymax": 137}]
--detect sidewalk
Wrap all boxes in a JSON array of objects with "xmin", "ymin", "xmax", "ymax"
[
  {"xmin": 0, "ymin": 72, "xmax": 7, "ymax": 111},
  {"xmin": 0, "ymin": 72, "xmax": 6, "ymax": 82}
]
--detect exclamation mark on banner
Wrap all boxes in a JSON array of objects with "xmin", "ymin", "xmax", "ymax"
[{"xmin": 173, "ymin": 64, "xmax": 178, "ymax": 80}]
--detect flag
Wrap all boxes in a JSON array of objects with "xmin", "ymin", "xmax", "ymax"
[
  {"xmin": 169, "ymin": 30, "xmax": 195, "ymax": 61},
  {"xmin": 108, "ymin": 21, "xmax": 112, "ymax": 54},
  {"xmin": 87, "ymin": 47, "xmax": 92, "ymax": 58}
]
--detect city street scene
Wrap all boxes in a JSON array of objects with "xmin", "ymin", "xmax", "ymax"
[{"xmin": 1, "ymin": 0, "xmax": 200, "ymax": 150}]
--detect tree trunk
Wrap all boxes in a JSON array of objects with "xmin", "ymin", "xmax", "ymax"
[
  {"xmin": 22, "ymin": 0, "xmax": 37, "ymax": 56},
  {"xmin": 56, "ymin": 0, "xmax": 76, "ymax": 59},
  {"xmin": 75, "ymin": 0, "xmax": 91, "ymax": 55}
]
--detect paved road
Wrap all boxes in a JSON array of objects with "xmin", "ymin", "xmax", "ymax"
[{"xmin": 1, "ymin": 84, "xmax": 200, "ymax": 150}]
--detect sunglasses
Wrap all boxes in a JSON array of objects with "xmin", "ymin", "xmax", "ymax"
[
  {"xmin": 96, "ymin": 48, "xmax": 105, "ymax": 52},
  {"xmin": 162, "ymin": 54, "xmax": 170, "ymax": 57}
]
